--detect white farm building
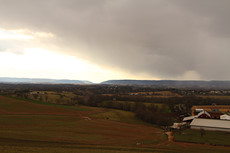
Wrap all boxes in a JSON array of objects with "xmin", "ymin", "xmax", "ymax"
[
  {"xmin": 220, "ymin": 114, "xmax": 230, "ymax": 120},
  {"xmin": 190, "ymin": 118, "xmax": 230, "ymax": 132}
]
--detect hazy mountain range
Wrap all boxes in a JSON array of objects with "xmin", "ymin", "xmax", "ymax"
[
  {"xmin": 2, "ymin": 78, "xmax": 230, "ymax": 89},
  {"xmin": 101, "ymin": 80, "xmax": 230, "ymax": 89},
  {"xmin": 0, "ymin": 77, "xmax": 92, "ymax": 84}
]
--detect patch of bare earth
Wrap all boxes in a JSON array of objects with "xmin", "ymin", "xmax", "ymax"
[{"xmin": 166, "ymin": 131, "xmax": 174, "ymax": 142}]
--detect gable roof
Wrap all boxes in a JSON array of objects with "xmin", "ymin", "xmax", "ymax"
[
  {"xmin": 197, "ymin": 111, "xmax": 211, "ymax": 118},
  {"xmin": 190, "ymin": 118, "xmax": 230, "ymax": 129}
]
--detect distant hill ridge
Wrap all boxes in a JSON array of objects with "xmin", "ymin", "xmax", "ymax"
[
  {"xmin": 101, "ymin": 80, "xmax": 230, "ymax": 88},
  {"xmin": 0, "ymin": 77, "xmax": 92, "ymax": 84},
  {"xmin": 2, "ymin": 78, "xmax": 230, "ymax": 88}
]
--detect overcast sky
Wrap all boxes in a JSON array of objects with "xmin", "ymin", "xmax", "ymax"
[{"xmin": 0, "ymin": 0, "xmax": 230, "ymax": 82}]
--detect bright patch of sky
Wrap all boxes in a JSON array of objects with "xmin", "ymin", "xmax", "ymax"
[
  {"xmin": 0, "ymin": 48, "xmax": 122, "ymax": 82},
  {"xmin": 0, "ymin": 28, "xmax": 53, "ymax": 40},
  {"xmin": 0, "ymin": 28, "xmax": 157, "ymax": 82}
]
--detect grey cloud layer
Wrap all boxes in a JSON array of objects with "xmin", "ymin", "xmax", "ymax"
[{"xmin": 0, "ymin": 0, "xmax": 230, "ymax": 80}]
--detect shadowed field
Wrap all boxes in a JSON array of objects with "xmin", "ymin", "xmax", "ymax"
[
  {"xmin": 0, "ymin": 95, "xmax": 230, "ymax": 152},
  {"xmin": 174, "ymin": 129, "xmax": 230, "ymax": 146}
]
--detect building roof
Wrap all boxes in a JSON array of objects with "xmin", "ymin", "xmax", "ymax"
[
  {"xmin": 220, "ymin": 114, "xmax": 230, "ymax": 120},
  {"xmin": 183, "ymin": 115, "xmax": 197, "ymax": 122},
  {"xmin": 171, "ymin": 122, "xmax": 187, "ymax": 129},
  {"xmin": 195, "ymin": 109, "xmax": 204, "ymax": 112},
  {"xmin": 197, "ymin": 111, "xmax": 211, "ymax": 118},
  {"xmin": 192, "ymin": 105, "xmax": 230, "ymax": 110},
  {"xmin": 190, "ymin": 118, "xmax": 230, "ymax": 129},
  {"xmin": 192, "ymin": 105, "xmax": 230, "ymax": 114}
]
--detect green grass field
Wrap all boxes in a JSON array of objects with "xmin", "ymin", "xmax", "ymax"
[
  {"xmin": 174, "ymin": 129, "xmax": 230, "ymax": 146},
  {"xmin": 0, "ymin": 95, "xmax": 230, "ymax": 152},
  {"xmin": 27, "ymin": 91, "xmax": 76, "ymax": 104}
]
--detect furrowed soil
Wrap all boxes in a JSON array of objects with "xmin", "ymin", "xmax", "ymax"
[{"xmin": 0, "ymin": 95, "xmax": 230, "ymax": 153}]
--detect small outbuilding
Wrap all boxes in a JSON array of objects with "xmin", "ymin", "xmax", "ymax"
[
  {"xmin": 171, "ymin": 122, "xmax": 187, "ymax": 129},
  {"xmin": 220, "ymin": 114, "xmax": 230, "ymax": 120}
]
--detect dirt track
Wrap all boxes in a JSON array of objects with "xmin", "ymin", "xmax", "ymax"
[{"xmin": 165, "ymin": 132, "xmax": 174, "ymax": 142}]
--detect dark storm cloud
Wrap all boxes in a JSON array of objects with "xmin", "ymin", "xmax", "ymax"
[{"xmin": 0, "ymin": 0, "xmax": 230, "ymax": 80}]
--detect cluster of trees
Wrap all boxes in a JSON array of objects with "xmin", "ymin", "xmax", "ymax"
[
  {"xmin": 134, "ymin": 103, "xmax": 174, "ymax": 126},
  {"xmin": 78, "ymin": 93, "xmax": 230, "ymax": 113},
  {"xmin": 77, "ymin": 94, "xmax": 174, "ymax": 126}
]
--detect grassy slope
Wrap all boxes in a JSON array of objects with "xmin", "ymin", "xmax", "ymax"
[
  {"xmin": 174, "ymin": 129, "xmax": 230, "ymax": 146},
  {"xmin": 0, "ymin": 95, "xmax": 230, "ymax": 153}
]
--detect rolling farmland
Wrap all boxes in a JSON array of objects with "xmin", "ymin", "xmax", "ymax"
[{"xmin": 0, "ymin": 95, "xmax": 230, "ymax": 153}]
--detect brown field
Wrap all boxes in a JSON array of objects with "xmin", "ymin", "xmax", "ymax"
[
  {"xmin": 0, "ymin": 95, "xmax": 230, "ymax": 152},
  {"xmin": 199, "ymin": 95, "xmax": 230, "ymax": 100},
  {"xmin": 0, "ymin": 96, "xmax": 164, "ymax": 146},
  {"xmin": 153, "ymin": 91, "xmax": 180, "ymax": 96},
  {"xmin": 0, "ymin": 95, "xmax": 91, "ymax": 115},
  {"xmin": 128, "ymin": 91, "xmax": 181, "ymax": 98}
]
